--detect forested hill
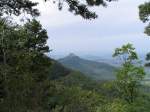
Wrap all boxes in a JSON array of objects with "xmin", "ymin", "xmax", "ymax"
[
  {"xmin": 58, "ymin": 53, "xmax": 116, "ymax": 80},
  {"xmin": 48, "ymin": 58, "xmax": 82, "ymax": 80}
]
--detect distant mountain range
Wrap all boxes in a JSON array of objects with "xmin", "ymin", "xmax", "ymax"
[
  {"xmin": 58, "ymin": 53, "xmax": 116, "ymax": 80},
  {"xmin": 49, "ymin": 53, "xmax": 147, "ymax": 66}
]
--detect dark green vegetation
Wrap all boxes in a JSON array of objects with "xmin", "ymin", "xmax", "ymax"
[
  {"xmin": 49, "ymin": 59, "xmax": 71, "ymax": 80},
  {"xmin": 46, "ymin": 0, "xmax": 116, "ymax": 19},
  {"xmin": 59, "ymin": 53, "xmax": 116, "ymax": 80},
  {"xmin": 0, "ymin": 18, "xmax": 52, "ymax": 111},
  {"xmin": 139, "ymin": 2, "xmax": 150, "ymax": 66},
  {"xmin": 0, "ymin": 0, "xmax": 39, "ymax": 16},
  {"xmin": 0, "ymin": 0, "xmax": 115, "ymax": 19},
  {"xmin": 0, "ymin": 0, "xmax": 150, "ymax": 112},
  {"xmin": 1, "ymin": 18, "xmax": 150, "ymax": 111}
]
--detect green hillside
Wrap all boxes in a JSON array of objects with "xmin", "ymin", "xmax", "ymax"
[
  {"xmin": 49, "ymin": 59, "xmax": 71, "ymax": 80},
  {"xmin": 58, "ymin": 53, "xmax": 116, "ymax": 80}
]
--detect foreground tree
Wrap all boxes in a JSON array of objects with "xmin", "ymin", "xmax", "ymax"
[
  {"xmin": 0, "ymin": 0, "xmax": 39, "ymax": 17},
  {"xmin": 139, "ymin": 2, "xmax": 150, "ymax": 36},
  {"xmin": 139, "ymin": 2, "xmax": 150, "ymax": 66},
  {"xmin": 0, "ymin": 0, "xmax": 115, "ymax": 19},
  {"xmin": 0, "ymin": 18, "xmax": 52, "ymax": 112},
  {"xmin": 113, "ymin": 43, "xmax": 145, "ymax": 103}
]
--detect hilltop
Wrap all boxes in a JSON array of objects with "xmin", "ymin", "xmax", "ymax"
[{"xmin": 58, "ymin": 53, "xmax": 116, "ymax": 80}]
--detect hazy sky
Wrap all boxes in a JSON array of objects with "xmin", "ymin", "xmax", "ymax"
[{"xmin": 32, "ymin": 0, "xmax": 149, "ymax": 57}]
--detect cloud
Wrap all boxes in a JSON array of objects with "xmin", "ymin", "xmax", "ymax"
[
  {"xmin": 32, "ymin": 0, "xmax": 149, "ymax": 57},
  {"xmin": 31, "ymin": 0, "xmax": 82, "ymax": 28},
  {"xmin": 49, "ymin": 32, "xmax": 150, "ymax": 56},
  {"xmin": 33, "ymin": 0, "xmax": 145, "ymax": 27}
]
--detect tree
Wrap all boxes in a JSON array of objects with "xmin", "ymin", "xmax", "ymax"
[
  {"xmin": 0, "ymin": 18, "xmax": 52, "ymax": 112},
  {"xmin": 48, "ymin": 82, "xmax": 102, "ymax": 112},
  {"xmin": 50, "ymin": 0, "xmax": 115, "ymax": 19},
  {"xmin": 0, "ymin": 18, "xmax": 16, "ymax": 105},
  {"xmin": 139, "ymin": 2, "xmax": 150, "ymax": 66},
  {"xmin": 113, "ymin": 43, "xmax": 145, "ymax": 103},
  {"xmin": 0, "ymin": 0, "xmax": 39, "ymax": 16},
  {"xmin": 0, "ymin": 0, "xmax": 115, "ymax": 19},
  {"xmin": 139, "ymin": 2, "xmax": 150, "ymax": 36},
  {"xmin": 97, "ymin": 99, "xmax": 129, "ymax": 112}
]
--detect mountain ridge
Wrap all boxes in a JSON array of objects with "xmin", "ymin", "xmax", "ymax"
[{"xmin": 58, "ymin": 53, "xmax": 116, "ymax": 80}]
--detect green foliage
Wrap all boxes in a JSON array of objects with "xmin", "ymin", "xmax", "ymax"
[
  {"xmin": 139, "ymin": 2, "xmax": 150, "ymax": 23},
  {"xmin": 139, "ymin": 2, "xmax": 150, "ymax": 36},
  {"xmin": 145, "ymin": 52, "xmax": 150, "ymax": 67},
  {"xmin": 97, "ymin": 96, "xmax": 150, "ymax": 112},
  {"xmin": 113, "ymin": 43, "xmax": 138, "ymax": 62},
  {"xmin": 97, "ymin": 99, "xmax": 129, "ymax": 112},
  {"xmin": 0, "ymin": 18, "xmax": 52, "ymax": 112},
  {"xmin": 48, "ymin": 82, "xmax": 103, "ymax": 112},
  {"xmin": 0, "ymin": 17, "xmax": 107, "ymax": 112},
  {"xmin": 23, "ymin": 19, "xmax": 50, "ymax": 53},
  {"xmin": 113, "ymin": 43, "xmax": 146, "ymax": 103},
  {"xmin": 139, "ymin": 2, "xmax": 150, "ymax": 66},
  {"xmin": 1, "ymin": 1, "xmax": 150, "ymax": 111},
  {"xmin": 59, "ymin": 71, "xmax": 97, "ymax": 88},
  {"xmin": 49, "ymin": 60, "xmax": 71, "ymax": 80},
  {"xmin": 45, "ymin": 0, "xmax": 115, "ymax": 19},
  {"xmin": 0, "ymin": 0, "xmax": 39, "ymax": 16},
  {"xmin": 0, "ymin": 0, "xmax": 116, "ymax": 19},
  {"xmin": 128, "ymin": 96, "xmax": 150, "ymax": 112}
]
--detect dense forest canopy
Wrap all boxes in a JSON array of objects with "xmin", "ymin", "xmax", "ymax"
[
  {"xmin": 139, "ymin": 2, "xmax": 150, "ymax": 35},
  {"xmin": 0, "ymin": 18, "xmax": 52, "ymax": 111},
  {"xmin": 0, "ymin": 0, "xmax": 150, "ymax": 112}
]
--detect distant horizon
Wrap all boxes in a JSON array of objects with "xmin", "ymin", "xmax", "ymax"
[{"xmin": 48, "ymin": 52, "xmax": 147, "ymax": 60}]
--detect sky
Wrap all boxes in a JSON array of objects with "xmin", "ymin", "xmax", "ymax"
[{"xmin": 31, "ymin": 0, "xmax": 150, "ymax": 58}]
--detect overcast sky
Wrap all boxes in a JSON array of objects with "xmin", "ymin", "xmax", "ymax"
[{"xmin": 32, "ymin": 0, "xmax": 150, "ymax": 57}]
